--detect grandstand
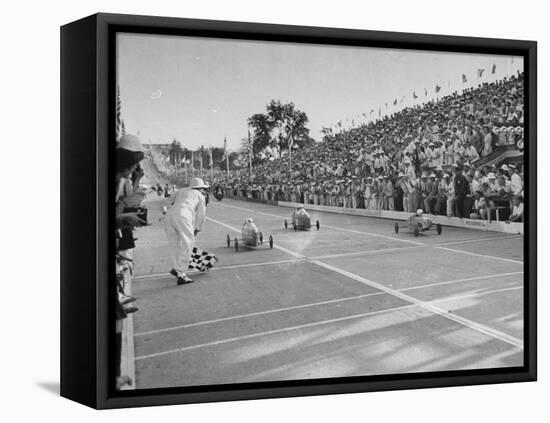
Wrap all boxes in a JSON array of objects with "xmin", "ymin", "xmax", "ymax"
[
  {"xmin": 216, "ymin": 73, "xmax": 524, "ymax": 224},
  {"xmin": 116, "ymin": 72, "xmax": 525, "ymax": 390}
]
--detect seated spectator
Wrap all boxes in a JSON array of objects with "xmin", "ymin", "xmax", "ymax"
[
  {"xmin": 470, "ymin": 191, "xmax": 488, "ymax": 220},
  {"xmin": 507, "ymin": 196, "xmax": 524, "ymax": 223}
]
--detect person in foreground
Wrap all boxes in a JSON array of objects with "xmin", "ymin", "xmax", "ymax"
[{"xmin": 164, "ymin": 177, "xmax": 208, "ymax": 285}]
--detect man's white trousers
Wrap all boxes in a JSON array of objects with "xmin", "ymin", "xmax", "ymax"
[{"xmin": 164, "ymin": 208, "xmax": 195, "ymax": 277}]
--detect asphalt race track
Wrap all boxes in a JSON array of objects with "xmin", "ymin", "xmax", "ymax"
[{"xmin": 130, "ymin": 195, "xmax": 524, "ymax": 389}]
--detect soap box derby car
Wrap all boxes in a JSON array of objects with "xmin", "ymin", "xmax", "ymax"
[
  {"xmin": 394, "ymin": 209, "xmax": 442, "ymax": 237},
  {"xmin": 284, "ymin": 207, "xmax": 320, "ymax": 231},
  {"xmin": 227, "ymin": 218, "xmax": 273, "ymax": 251}
]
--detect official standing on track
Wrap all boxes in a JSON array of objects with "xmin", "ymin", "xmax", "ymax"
[{"xmin": 165, "ymin": 177, "xmax": 208, "ymax": 285}]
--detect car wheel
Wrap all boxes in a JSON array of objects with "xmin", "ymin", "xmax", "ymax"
[
  {"xmin": 259, "ymin": 232, "xmax": 263, "ymax": 244},
  {"xmin": 436, "ymin": 223, "xmax": 442, "ymax": 235},
  {"xmin": 226, "ymin": 234, "xmax": 230, "ymax": 247},
  {"xmin": 414, "ymin": 226, "xmax": 419, "ymax": 237},
  {"xmin": 284, "ymin": 219, "xmax": 288, "ymax": 230},
  {"xmin": 234, "ymin": 238, "xmax": 239, "ymax": 252},
  {"xmin": 293, "ymin": 224, "xmax": 297, "ymax": 231},
  {"xmin": 269, "ymin": 235, "xmax": 273, "ymax": 249},
  {"xmin": 316, "ymin": 220, "xmax": 320, "ymax": 230},
  {"xmin": 394, "ymin": 222, "xmax": 399, "ymax": 234}
]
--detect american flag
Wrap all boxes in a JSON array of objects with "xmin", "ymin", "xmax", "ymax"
[{"xmin": 116, "ymin": 85, "xmax": 127, "ymax": 141}]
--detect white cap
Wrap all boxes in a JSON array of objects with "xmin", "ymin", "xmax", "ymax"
[
  {"xmin": 117, "ymin": 134, "xmax": 144, "ymax": 152},
  {"xmin": 189, "ymin": 177, "xmax": 209, "ymax": 189}
]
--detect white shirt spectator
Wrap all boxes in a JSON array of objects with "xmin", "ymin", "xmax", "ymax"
[
  {"xmin": 510, "ymin": 172, "xmax": 523, "ymax": 195},
  {"xmin": 483, "ymin": 133, "xmax": 493, "ymax": 156}
]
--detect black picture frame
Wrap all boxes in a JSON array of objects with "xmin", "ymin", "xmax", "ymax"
[{"xmin": 60, "ymin": 12, "xmax": 537, "ymax": 409}]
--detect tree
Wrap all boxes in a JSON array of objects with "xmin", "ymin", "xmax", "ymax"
[
  {"xmin": 247, "ymin": 100, "xmax": 315, "ymax": 157},
  {"xmin": 168, "ymin": 139, "xmax": 183, "ymax": 165}
]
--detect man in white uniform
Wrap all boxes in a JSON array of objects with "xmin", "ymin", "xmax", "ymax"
[{"xmin": 165, "ymin": 177, "xmax": 208, "ymax": 285}]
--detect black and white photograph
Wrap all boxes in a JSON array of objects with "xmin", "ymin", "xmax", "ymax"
[{"xmin": 114, "ymin": 31, "xmax": 528, "ymax": 391}]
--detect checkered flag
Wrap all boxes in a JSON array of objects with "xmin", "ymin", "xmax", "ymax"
[{"xmin": 188, "ymin": 247, "xmax": 218, "ymax": 272}]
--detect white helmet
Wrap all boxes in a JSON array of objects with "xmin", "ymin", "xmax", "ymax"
[
  {"xmin": 117, "ymin": 134, "xmax": 144, "ymax": 152},
  {"xmin": 189, "ymin": 177, "xmax": 208, "ymax": 189},
  {"xmin": 416, "ymin": 209, "xmax": 423, "ymax": 216}
]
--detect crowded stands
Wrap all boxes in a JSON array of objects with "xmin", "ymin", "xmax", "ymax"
[{"xmin": 216, "ymin": 73, "xmax": 525, "ymax": 223}]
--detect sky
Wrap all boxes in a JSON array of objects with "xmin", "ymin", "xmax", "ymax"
[{"xmin": 117, "ymin": 33, "xmax": 523, "ymax": 151}]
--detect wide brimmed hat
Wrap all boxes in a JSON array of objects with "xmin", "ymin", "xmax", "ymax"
[
  {"xmin": 189, "ymin": 177, "xmax": 209, "ymax": 189},
  {"xmin": 117, "ymin": 134, "xmax": 145, "ymax": 152}
]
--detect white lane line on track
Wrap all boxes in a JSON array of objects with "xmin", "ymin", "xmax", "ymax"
[
  {"xmin": 137, "ymin": 240, "xmax": 225, "ymax": 245},
  {"xmin": 311, "ymin": 260, "xmax": 523, "ymax": 349},
  {"xmin": 205, "ymin": 216, "xmax": 524, "ymax": 350},
  {"xmin": 134, "ymin": 291, "xmax": 388, "ymax": 337},
  {"xmin": 428, "ymin": 286, "xmax": 523, "ymax": 303},
  {"xmin": 135, "ymin": 286, "xmax": 523, "ymax": 361},
  {"xmin": 439, "ymin": 235, "xmax": 522, "ymax": 246},
  {"xmin": 437, "ymin": 247, "xmax": 524, "ymax": 265},
  {"xmin": 311, "ymin": 236, "xmax": 523, "ymax": 260},
  {"xmin": 313, "ymin": 245, "xmax": 419, "ymax": 260},
  {"xmin": 134, "ymin": 304, "xmax": 416, "ymax": 361},
  {"xmin": 133, "ymin": 258, "xmax": 304, "ymax": 280},
  {"xmin": 401, "ymin": 272, "xmax": 524, "ymax": 292},
  {"xmin": 321, "ymin": 223, "xmax": 423, "ymax": 246},
  {"xmin": 214, "ymin": 202, "xmax": 256, "ymax": 212},
  {"xmin": 135, "ymin": 271, "xmax": 523, "ymax": 337}
]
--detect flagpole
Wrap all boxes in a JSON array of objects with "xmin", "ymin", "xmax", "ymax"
[
  {"xmin": 247, "ymin": 127, "xmax": 252, "ymax": 174},
  {"xmin": 210, "ymin": 148, "xmax": 214, "ymax": 181},
  {"xmin": 226, "ymin": 153, "xmax": 229, "ymax": 175},
  {"xmin": 289, "ymin": 140, "xmax": 292, "ymax": 176}
]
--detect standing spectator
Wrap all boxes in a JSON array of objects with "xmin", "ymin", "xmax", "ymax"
[
  {"xmin": 453, "ymin": 164, "xmax": 469, "ymax": 218},
  {"xmin": 394, "ymin": 173, "xmax": 405, "ymax": 212},
  {"xmin": 509, "ymin": 164, "xmax": 523, "ymax": 196},
  {"xmin": 444, "ymin": 173, "xmax": 455, "ymax": 217},
  {"xmin": 444, "ymin": 138, "xmax": 454, "ymax": 166},
  {"xmin": 424, "ymin": 173, "xmax": 438, "ymax": 214},
  {"xmin": 383, "ymin": 175, "xmax": 394, "ymax": 210},
  {"xmin": 482, "ymin": 125, "xmax": 493, "ymax": 157},
  {"xmin": 463, "ymin": 140, "xmax": 480, "ymax": 162},
  {"xmin": 364, "ymin": 177, "xmax": 374, "ymax": 210}
]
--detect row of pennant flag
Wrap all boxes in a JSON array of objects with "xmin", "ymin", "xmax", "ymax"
[{"xmin": 334, "ymin": 63, "xmax": 502, "ymax": 127}]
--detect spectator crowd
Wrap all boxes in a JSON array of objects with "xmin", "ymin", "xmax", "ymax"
[
  {"xmin": 216, "ymin": 74, "xmax": 525, "ymax": 223},
  {"xmin": 114, "ymin": 134, "xmax": 149, "ymax": 389}
]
